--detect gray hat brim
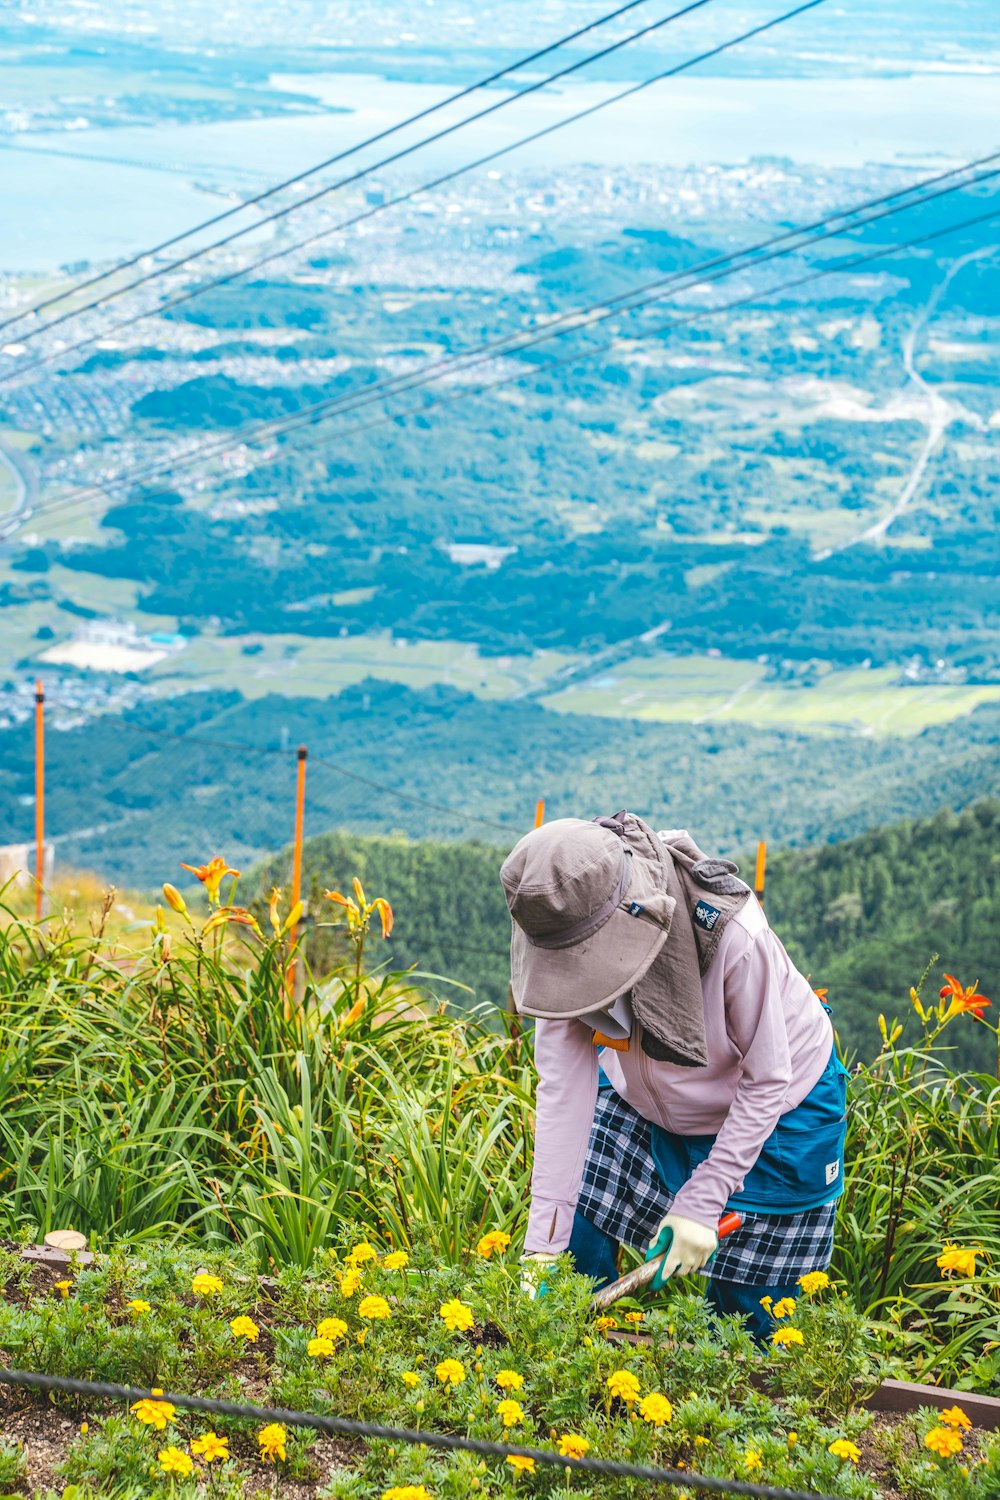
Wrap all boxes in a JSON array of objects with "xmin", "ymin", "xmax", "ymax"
[{"xmin": 510, "ymin": 895, "xmax": 670, "ymax": 1021}]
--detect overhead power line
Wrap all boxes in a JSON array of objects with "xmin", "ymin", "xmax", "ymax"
[
  {"xmin": 0, "ymin": 0, "xmax": 662, "ymax": 337},
  {"xmin": 0, "ymin": 0, "xmax": 720, "ymax": 364},
  {"xmin": 16, "ymin": 159, "xmax": 997, "ymax": 534},
  {"xmin": 0, "ymin": 0, "xmax": 828, "ymax": 384},
  {"xmin": 264, "ymin": 201, "xmax": 1000, "ymax": 479}
]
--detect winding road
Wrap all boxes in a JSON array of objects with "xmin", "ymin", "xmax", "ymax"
[
  {"xmin": 815, "ymin": 245, "xmax": 995, "ymax": 561},
  {"xmin": 0, "ymin": 434, "xmax": 35, "ymax": 542}
]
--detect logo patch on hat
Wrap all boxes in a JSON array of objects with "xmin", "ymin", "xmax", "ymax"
[
  {"xmin": 693, "ymin": 900, "xmax": 721, "ymax": 931},
  {"xmin": 626, "ymin": 901, "xmax": 645, "ymax": 917}
]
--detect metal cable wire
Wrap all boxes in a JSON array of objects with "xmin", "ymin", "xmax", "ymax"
[
  {"xmin": 20, "ymin": 189, "xmax": 999, "ymax": 536},
  {"xmin": 0, "ymin": 0, "xmax": 719, "ymax": 365},
  {"xmin": 205, "ymin": 200, "xmax": 1000, "ymax": 490},
  {"xmin": 0, "ymin": 1369, "xmax": 842, "ymax": 1500},
  {"xmin": 22, "ymin": 148, "xmax": 994, "ymax": 528},
  {"xmin": 0, "ymin": 0, "xmax": 662, "ymax": 336},
  {"xmin": 0, "ymin": 0, "xmax": 826, "ymax": 384},
  {"xmin": 92, "ymin": 716, "xmax": 520, "ymax": 837}
]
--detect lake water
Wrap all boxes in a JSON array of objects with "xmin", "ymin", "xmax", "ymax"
[{"xmin": 1, "ymin": 71, "xmax": 997, "ymax": 272}]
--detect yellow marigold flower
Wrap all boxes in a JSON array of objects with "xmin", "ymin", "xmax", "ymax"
[
  {"xmin": 925, "ymin": 1426, "xmax": 964, "ymax": 1458},
  {"xmin": 340, "ymin": 1270, "xmax": 361, "ymax": 1298},
  {"xmin": 79, "ymin": 1424, "xmax": 88, "ymax": 1436},
  {"xmin": 383, "ymin": 1251, "xmax": 409, "ymax": 1270},
  {"xmin": 308, "ymin": 1336, "xmax": 335, "ymax": 1358},
  {"xmin": 191, "ymin": 1431, "xmax": 229, "ymax": 1462},
  {"xmin": 937, "ymin": 1243, "xmax": 978, "ymax": 1278},
  {"xmin": 436, "ymin": 1358, "xmax": 466, "ymax": 1387},
  {"xmin": 744, "ymin": 1448, "xmax": 763, "ymax": 1473},
  {"xmin": 772, "ymin": 1297, "xmax": 797, "ymax": 1320},
  {"xmin": 131, "ymin": 1398, "xmax": 176, "ymax": 1430},
  {"xmin": 496, "ymin": 1370, "xmax": 524, "ymax": 1391},
  {"xmin": 506, "ymin": 1455, "xmax": 535, "ymax": 1474},
  {"xmin": 787, "ymin": 1432, "xmax": 797, "ymax": 1448},
  {"xmin": 158, "ymin": 1446, "xmax": 193, "ymax": 1477},
  {"xmin": 558, "ymin": 1433, "xmax": 590, "ymax": 1459},
  {"xmin": 382, "ymin": 1488, "xmax": 432, "ymax": 1500},
  {"xmin": 317, "ymin": 1317, "xmax": 348, "ymax": 1341},
  {"xmin": 594, "ymin": 1316, "xmax": 618, "ymax": 1332},
  {"xmin": 358, "ymin": 1294, "xmax": 391, "ymax": 1320},
  {"xmin": 939, "ymin": 1406, "xmax": 972, "ymax": 1431},
  {"xmin": 624, "ymin": 1311, "xmax": 644, "ymax": 1325},
  {"xmin": 638, "ymin": 1393, "xmax": 673, "ymax": 1426},
  {"xmin": 694, "ymin": 1435, "xmax": 710, "ymax": 1448},
  {"xmin": 759, "ymin": 1295, "xmax": 773, "ymax": 1310},
  {"xmin": 829, "ymin": 1439, "xmax": 861, "ymax": 1463},
  {"xmin": 401, "ymin": 1371, "xmax": 420, "ymax": 1388},
  {"xmin": 230, "ymin": 1315, "xmax": 259, "ymax": 1341},
  {"xmin": 346, "ymin": 1241, "xmax": 378, "ymax": 1269},
  {"xmin": 439, "ymin": 1298, "xmax": 474, "ymax": 1332},
  {"xmin": 258, "ymin": 1423, "xmax": 287, "ymax": 1463},
  {"xmin": 771, "ymin": 1326, "xmax": 805, "ymax": 1347},
  {"xmin": 54, "ymin": 1280, "xmax": 72, "ymax": 1300},
  {"xmin": 127, "ymin": 1299, "xmax": 151, "ymax": 1314},
  {"xmin": 357, "ymin": 1329, "xmax": 367, "ymax": 1346},
  {"xmin": 191, "ymin": 1272, "xmax": 224, "ymax": 1296},
  {"xmin": 497, "ymin": 1399, "xmax": 524, "ymax": 1428},
  {"xmin": 606, "ymin": 1370, "xmax": 641, "ymax": 1404},
  {"xmin": 476, "ymin": 1230, "xmax": 512, "ymax": 1259},
  {"xmin": 797, "ymin": 1271, "xmax": 831, "ymax": 1295}
]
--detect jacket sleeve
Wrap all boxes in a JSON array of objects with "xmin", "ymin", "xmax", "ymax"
[
  {"xmin": 524, "ymin": 1017, "xmax": 598, "ymax": 1254},
  {"xmin": 669, "ymin": 928, "xmax": 792, "ymax": 1231}
]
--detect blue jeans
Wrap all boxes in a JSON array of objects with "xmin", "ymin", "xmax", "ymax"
[{"xmin": 567, "ymin": 1210, "xmax": 796, "ymax": 1345}]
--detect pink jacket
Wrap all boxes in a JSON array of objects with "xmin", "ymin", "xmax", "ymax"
[{"xmin": 524, "ymin": 895, "xmax": 833, "ymax": 1251}]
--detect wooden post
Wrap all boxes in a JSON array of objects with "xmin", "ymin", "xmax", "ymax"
[
  {"xmin": 34, "ymin": 679, "xmax": 45, "ymax": 922},
  {"xmin": 533, "ymin": 798, "xmax": 545, "ymax": 829},
  {"xmin": 754, "ymin": 840, "xmax": 766, "ymax": 905}
]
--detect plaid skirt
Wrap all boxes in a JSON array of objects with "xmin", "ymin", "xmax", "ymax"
[{"xmin": 576, "ymin": 1088, "xmax": 836, "ymax": 1286}]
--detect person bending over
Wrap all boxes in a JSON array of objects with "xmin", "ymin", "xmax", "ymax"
[{"xmin": 500, "ymin": 811, "xmax": 848, "ymax": 1340}]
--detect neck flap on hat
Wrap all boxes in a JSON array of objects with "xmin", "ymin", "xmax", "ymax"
[{"xmin": 603, "ymin": 812, "xmax": 751, "ymax": 1068}]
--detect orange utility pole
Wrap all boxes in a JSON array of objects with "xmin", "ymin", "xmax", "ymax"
[
  {"xmin": 754, "ymin": 840, "xmax": 767, "ymax": 905},
  {"xmin": 290, "ymin": 745, "xmax": 307, "ymax": 941},
  {"xmin": 534, "ymin": 798, "xmax": 545, "ymax": 829},
  {"xmin": 34, "ymin": 680, "xmax": 45, "ymax": 921}
]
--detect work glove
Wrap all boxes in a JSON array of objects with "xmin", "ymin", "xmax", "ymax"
[
  {"xmin": 519, "ymin": 1252, "xmax": 558, "ymax": 1299},
  {"xmin": 646, "ymin": 1213, "xmax": 718, "ymax": 1290}
]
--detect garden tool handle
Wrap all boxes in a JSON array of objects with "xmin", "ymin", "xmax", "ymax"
[{"xmin": 590, "ymin": 1212, "xmax": 742, "ymax": 1312}]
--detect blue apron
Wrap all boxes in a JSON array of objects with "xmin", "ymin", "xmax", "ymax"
[{"xmin": 649, "ymin": 1042, "xmax": 850, "ymax": 1216}]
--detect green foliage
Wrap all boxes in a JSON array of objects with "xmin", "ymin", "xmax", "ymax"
[
  {"xmin": 0, "ymin": 1440, "xmax": 27, "ymax": 1493},
  {"xmin": 4, "ymin": 1235, "xmax": 977, "ymax": 1498},
  {"xmin": 0, "ymin": 891, "xmax": 532, "ymax": 1269},
  {"xmin": 765, "ymin": 799, "xmax": 1000, "ymax": 1072}
]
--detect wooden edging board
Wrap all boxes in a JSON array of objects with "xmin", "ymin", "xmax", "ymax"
[
  {"xmin": 16, "ymin": 1247, "xmax": 1000, "ymax": 1429},
  {"xmin": 605, "ymin": 1327, "xmax": 1000, "ymax": 1429}
]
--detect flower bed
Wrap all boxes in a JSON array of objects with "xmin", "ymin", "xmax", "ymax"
[{"xmin": 0, "ymin": 1236, "xmax": 995, "ymax": 1500}]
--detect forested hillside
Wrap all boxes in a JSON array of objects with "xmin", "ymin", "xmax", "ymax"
[{"xmin": 249, "ymin": 799, "xmax": 1000, "ymax": 1070}]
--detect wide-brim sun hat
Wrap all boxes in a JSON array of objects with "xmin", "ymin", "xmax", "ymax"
[{"xmin": 500, "ymin": 815, "xmax": 675, "ymax": 1019}]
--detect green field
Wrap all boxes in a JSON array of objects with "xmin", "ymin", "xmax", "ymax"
[
  {"xmin": 544, "ymin": 654, "xmax": 1000, "ymax": 736},
  {"xmin": 146, "ymin": 630, "xmax": 574, "ymax": 701}
]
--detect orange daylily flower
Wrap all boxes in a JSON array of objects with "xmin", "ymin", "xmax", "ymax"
[
  {"xmin": 324, "ymin": 889, "xmax": 361, "ymax": 919},
  {"xmin": 269, "ymin": 887, "xmax": 282, "ymax": 935},
  {"xmin": 372, "ymin": 897, "xmax": 393, "ymax": 938},
  {"xmin": 352, "ymin": 877, "xmax": 367, "ymax": 908},
  {"xmin": 180, "ymin": 856, "xmax": 240, "ymax": 904},
  {"xmin": 202, "ymin": 906, "xmax": 262, "ymax": 939},
  {"xmin": 939, "ymin": 974, "xmax": 990, "ymax": 1021}
]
